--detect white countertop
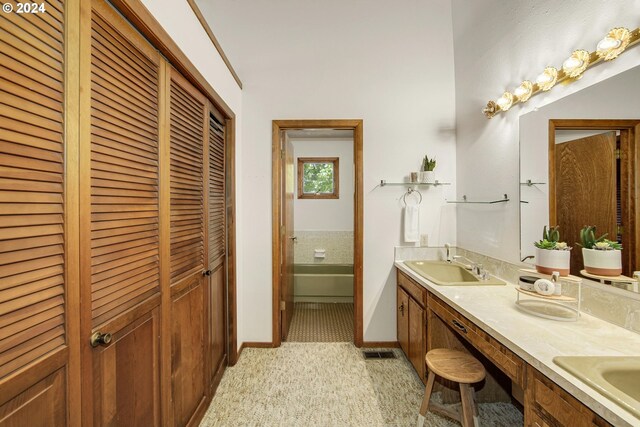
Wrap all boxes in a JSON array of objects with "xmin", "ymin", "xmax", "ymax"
[{"xmin": 395, "ymin": 260, "xmax": 640, "ymax": 427}]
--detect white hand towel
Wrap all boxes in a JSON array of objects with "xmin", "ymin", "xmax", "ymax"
[{"xmin": 404, "ymin": 205, "xmax": 420, "ymax": 242}]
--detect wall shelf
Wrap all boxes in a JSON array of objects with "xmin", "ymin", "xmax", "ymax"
[
  {"xmin": 520, "ymin": 180, "xmax": 546, "ymax": 187},
  {"xmin": 447, "ymin": 194, "xmax": 509, "ymax": 204},
  {"xmin": 379, "ymin": 179, "xmax": 451, "ymax": 187}
]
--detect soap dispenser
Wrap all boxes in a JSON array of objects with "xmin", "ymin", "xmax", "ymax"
[{"xmin": 551, "ymin": 271, "xmax": 561, "ymax": 296}]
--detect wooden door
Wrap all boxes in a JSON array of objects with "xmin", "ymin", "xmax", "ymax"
[
  {"xmin": 280, "ymin": 135, "xmax": 295, "ymax": 340},
  {"xmin": 80, "ymin": 1, "xmax": 162, "ymax": 425},
  {"xmin": 408, "ymin": 297, "xmax": 425, "ymax": 380},
  {"xmin": 0, "ymin": 1, "xmax": 72, "ymax": 424},
  {"xmin": 397, "ymin": 288, "xmax": 409, "ymax": 356},
  {"xmin": 168, "ymin": 68, "xmax": 208, "ymax": 427},
  {"xmin": 207, "ymin": 110, "xmax": 227, "ymax": 390},
  {"xmin": 555, "ymin": 132, "xmax": 617, "ymax": 275}
]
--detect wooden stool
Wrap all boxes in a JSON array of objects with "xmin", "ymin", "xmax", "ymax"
[{"xmin": 416, "ymin": 348, "xmax": 486, "ymax": 427}]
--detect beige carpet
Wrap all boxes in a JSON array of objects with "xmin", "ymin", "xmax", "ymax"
[
  {"xmin": 286, "ymin": 302, "xmax": 353, "ymax": 342},
  {"xmin": 199, "ymin": 343, "xmax": 523, "ymax": 426}
]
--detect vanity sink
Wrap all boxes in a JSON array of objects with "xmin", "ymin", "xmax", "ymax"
[
  {"xmin": 403, "ymin": 261, "xmax": 505, "ymax": 286},
  {"xmin": 553, "ymin": 356, "xmax": 640, "ymax": 418}
]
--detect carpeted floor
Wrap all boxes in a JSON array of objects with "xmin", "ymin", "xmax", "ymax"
[
  {"xmin": 286, "ymin": 302, "xmax": 353, "ymax": 342},
  {"xmin": 199, "ymin": 343, "xmax": 524, "ymax": 426}
]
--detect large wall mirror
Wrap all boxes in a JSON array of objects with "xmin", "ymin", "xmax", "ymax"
[{"xmin": 520, "ymin": 64, "xmax": 640, "ymax": 292}]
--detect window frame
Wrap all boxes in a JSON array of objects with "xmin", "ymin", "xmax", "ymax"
[{"xmin": 297, "ymin": 157, "xmax": 340, "ymax": 199}]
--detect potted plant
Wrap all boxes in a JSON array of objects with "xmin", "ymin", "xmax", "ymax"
[
  {"xmin": 578, "ymin": 226, "xmax": 622, "ymax": 276},
  {"xmin": 533, "ymin": 225, "xmax": 572, "ymax": 276},
  {"xmin": 420, "ymin": 155, "xmax": 436, "ymax": 183}
]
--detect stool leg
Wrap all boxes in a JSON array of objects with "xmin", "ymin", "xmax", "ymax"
[
  {"xmin": 416, "ymin": 371, "xmax": 436, "ymax": 427},
  {"xmin": 459, "ymin": 383, "xmax": 479, "ymax": 427}
]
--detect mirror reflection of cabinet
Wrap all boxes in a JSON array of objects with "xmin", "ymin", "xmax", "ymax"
[{"xmin": 549, "ymin": 120, "xmax": 639, "ymax": 277}]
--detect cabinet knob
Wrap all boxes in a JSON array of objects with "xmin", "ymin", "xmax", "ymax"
[
  {"xmin": 399, "ymin": 302, "xmax": 405, "ymax": 315},
  {"xmin": 203, "ymin": 269, "xmax": 212, "ymax": 276},
  {"xmin": 90, "ymin": 331, "xmax": 112, "ymax": 348}
]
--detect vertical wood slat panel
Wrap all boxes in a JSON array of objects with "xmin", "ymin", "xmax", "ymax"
[
  {"xmin": 208, "ymin": 115, "xmax": 225, "ymax": 266},
  {"xmin": 169, "ymin": 73, "xmax": 205, "ymax": 286},
  {"xmin": 90, "ymin": 10, "xmax": 160, "ymax": 327},
  {"xmin": 0, "ymin": 0, "xmax": 66, "ymax": 380}
]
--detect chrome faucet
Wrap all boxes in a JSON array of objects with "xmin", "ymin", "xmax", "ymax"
[{"xmin": 453, "ymin": 255, "xmax": 478, "ymax": 273}]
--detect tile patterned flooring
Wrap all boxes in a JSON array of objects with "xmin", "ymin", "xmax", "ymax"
[{"xmin": 286, "ymin": 302, "xmax": 353, "ymax": 342}]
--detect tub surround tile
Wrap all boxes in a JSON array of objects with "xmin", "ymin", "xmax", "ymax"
[
  {"xmin": 294, "ymin": 230, "xmax": 353, "ymax": 264},
  {"xmin": 395, "ymin": 260, "xmax": 640, "ymax": 427}
]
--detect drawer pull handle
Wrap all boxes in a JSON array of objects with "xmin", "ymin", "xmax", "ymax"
[
  {"xmin": 399, "ymin": 302, "xmax": 405, "ymax": 315},
  {"xmin": 451, "ymin": 319, "xmax": 467, "ymax": 334}
]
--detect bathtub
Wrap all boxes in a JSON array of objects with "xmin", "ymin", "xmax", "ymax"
[{"xmin": 293, "ymin": 264, "xmax": 354, "ymax": 303}]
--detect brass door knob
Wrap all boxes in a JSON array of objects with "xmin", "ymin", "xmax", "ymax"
[{"xmin": 90, "ymin": 331, "xmax": 112, "ymax": 347}]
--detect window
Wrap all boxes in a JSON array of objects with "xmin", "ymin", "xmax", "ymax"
[{"xmin": 297, "ymin": 157, "xmax": 339, "ymax": 199}]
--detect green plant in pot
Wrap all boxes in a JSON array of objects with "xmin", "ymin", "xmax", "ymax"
[
  {"xmin": 533, "ymin": 225, "xmax": 572, "ymax": 276},
  {"xmin": 420, "ymin": 155, "xmax": 436, "ymax": 183},
  {"xmin": 578, "ymin": 225, "xmax": 622, "ymax": 276}
]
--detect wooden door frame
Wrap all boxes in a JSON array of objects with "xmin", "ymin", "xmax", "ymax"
[
  {"xmin": 272, "ymin": 119, "xmax": 364, "ymax": 347},
  {"xmin": 549, "ymin": 119, "xmax": 640, "ymax": 275}
]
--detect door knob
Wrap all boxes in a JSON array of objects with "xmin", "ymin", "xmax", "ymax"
[
  {"xmin": 90, "ymin": 331, "xmax": 112, "ymax": 347},
  {"xmin": 289, "ymin": 236, "xmax": 297, "ymax": 242}
]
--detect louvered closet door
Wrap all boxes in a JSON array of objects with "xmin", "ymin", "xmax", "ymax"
[
  {"xmin": 0, "ymin": 1, "xmax": 68, "ymax": 425},
  {"xmin": 208, "ymin": 109, "xmax": 227, "ymax": 388},
  {"xmin": 169, "ymin": 68, "xmax": 208, "ymax": 427},
  {"xmin": 81, "ymin": 1, "xmax": 161, "ymax": 425}
]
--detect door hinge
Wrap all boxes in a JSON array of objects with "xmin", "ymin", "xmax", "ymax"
[
  {"xmin": 280, "ymin": 300, "xmax": 286, "ymax": 311},
  {"xmin": 281, "ymin": 149, "xmax": 285, "ymax": 159},
  {"xmin": 617, "ymin": 224, "xmax": 624, "ymax": 235},
  {"xmin": 615, "ymin": 148, "xmax": 621, "ymax": 159}
]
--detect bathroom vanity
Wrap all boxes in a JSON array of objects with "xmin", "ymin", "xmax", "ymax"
[{"xmin": 395, "ymin": 263, "xmax": 640, "ymax": 427}]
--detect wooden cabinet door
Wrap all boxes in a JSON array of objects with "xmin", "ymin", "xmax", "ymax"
[
  {"xmin": 207, "ymin": 110, "xmax": 227, "ymax": 389},
  {"xmin": 168, "ymin": 68, "xmax": 207, "ymax": 426},
  {"xmin": 0, "ymin": 0, "xmax": 72, "ymax": 425},
  {"xmin": 80, "ymin": 1, "xmax": 162, "ymax": 425},
  {"xmin": 409, "ymin": 297, "xmax": 425, "ymax": 381},
  {"xmin": 397, "ymin": 287, "xmax": 409, "ymax": 356}
]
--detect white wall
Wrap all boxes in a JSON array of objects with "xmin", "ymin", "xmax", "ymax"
[
  {"xmin": 292, "ymin": 138, "xmax": 354, "ymax": 231},
  {"xmin": 452, "ymin": 0, "xmax": 640, "ymax": 264},
  {"xmin": 140, "ymin": 0, "xmax": 244, "ymax": 347},
  {"xmin": 197, "ymin": 0, "xmax": 457, "ymax": 342}
]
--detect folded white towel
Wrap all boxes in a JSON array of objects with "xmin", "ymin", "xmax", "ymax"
[{"xmin": 404, "ymin": 205, "xmax": 419, "ymax": 242}]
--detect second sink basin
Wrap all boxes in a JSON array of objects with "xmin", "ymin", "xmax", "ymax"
[
  {"xmin": 553, "ymin": 356, "xmax": 640, "ymax": 419},
  {"xmin": 403, "ymin": 260, "xmax": 505, "ymax": 286}
]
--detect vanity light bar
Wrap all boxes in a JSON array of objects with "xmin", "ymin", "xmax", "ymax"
[{"xmin": 483, "ymin": 27, "xmax": 640, "ymax": 119}]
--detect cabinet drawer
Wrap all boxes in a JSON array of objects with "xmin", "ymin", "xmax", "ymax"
[
  {"xmin": 428, "ymin": 295, "xmax": 525, "ymax": 387},
  {"xmin": 397, "ymin": 270, "xmax": 427, "ymax": 308},
  {"xmin": 528, "ymin": 367, "xmax": 598, "ymax": 427}
]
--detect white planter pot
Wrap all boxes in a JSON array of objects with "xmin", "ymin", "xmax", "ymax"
[
  {"xmin": 535, "ymin": 247, "xmax": 571, "ymax": 276},
  {"xmin": 420, "ymin": 171, "xmax": 435, "ymax": 183},
  {"xmin": 582, "ymin": 248, "xmax": 622, "ymax": 276}
]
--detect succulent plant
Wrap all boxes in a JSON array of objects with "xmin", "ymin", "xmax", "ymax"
[
  {"xmin": 422, "ymin": 155, "xmax": 436, "ymax": 172},
  {"xmin": 534, "ymin": 225, "xmax": 571, "ymax": 250},
  {"xmin": 578, "ymin": 225, "xmax": 622, "ymax": 250}
]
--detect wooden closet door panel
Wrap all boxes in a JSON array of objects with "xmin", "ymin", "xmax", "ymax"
[
  {"xmin": 208, "ymin": 111, "xmax": 226, "ymax": 384},
  {"xmin": 81, "ymin": 1, "xmax": 161, "ymax": 426},
  {"xmin": 0, "ymin": 1, "xmax": 69, "ymax": 424},
  {"xmin": 169, "ymin": 68, "xmax": 207, "ymax": 425},
  {"xmin": 169, "ymin": 70, "xmax": 205, "ymax": 288}
]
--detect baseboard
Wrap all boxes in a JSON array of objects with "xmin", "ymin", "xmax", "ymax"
[
  {"xmin": 238, "ymin": 341, "xmax": 275, "ymax": 358},
  {"xmin": 361, "ymin": 341, "xmax": 400, "ymax": 348}
]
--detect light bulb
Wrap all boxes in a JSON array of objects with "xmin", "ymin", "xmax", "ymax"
[
  {"xmin": 536, "ymin": 67, "xmax": 557, "ymax": 91},
  {"xmin": 496, "ymin": 92, "xmax": 514, "ymax": 111},
  {"xmin": 596, "ymin": 27, "xmax": 631, "ymax": 61},
  {"xmin": 597, "ymin": 37, "xmax": 621, "ymax": 51},
  {"xmin": 562, "ymin": 50, "xmax": 590, "ymax": 78},
  {"xmin": 514, "ymin": 81, "xmax": 533, "ymax": 102}
]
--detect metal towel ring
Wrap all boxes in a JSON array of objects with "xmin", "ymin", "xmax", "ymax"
[{"xmin": 403, "ymin": 188, "xmax": 422, "ymax": 206}]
